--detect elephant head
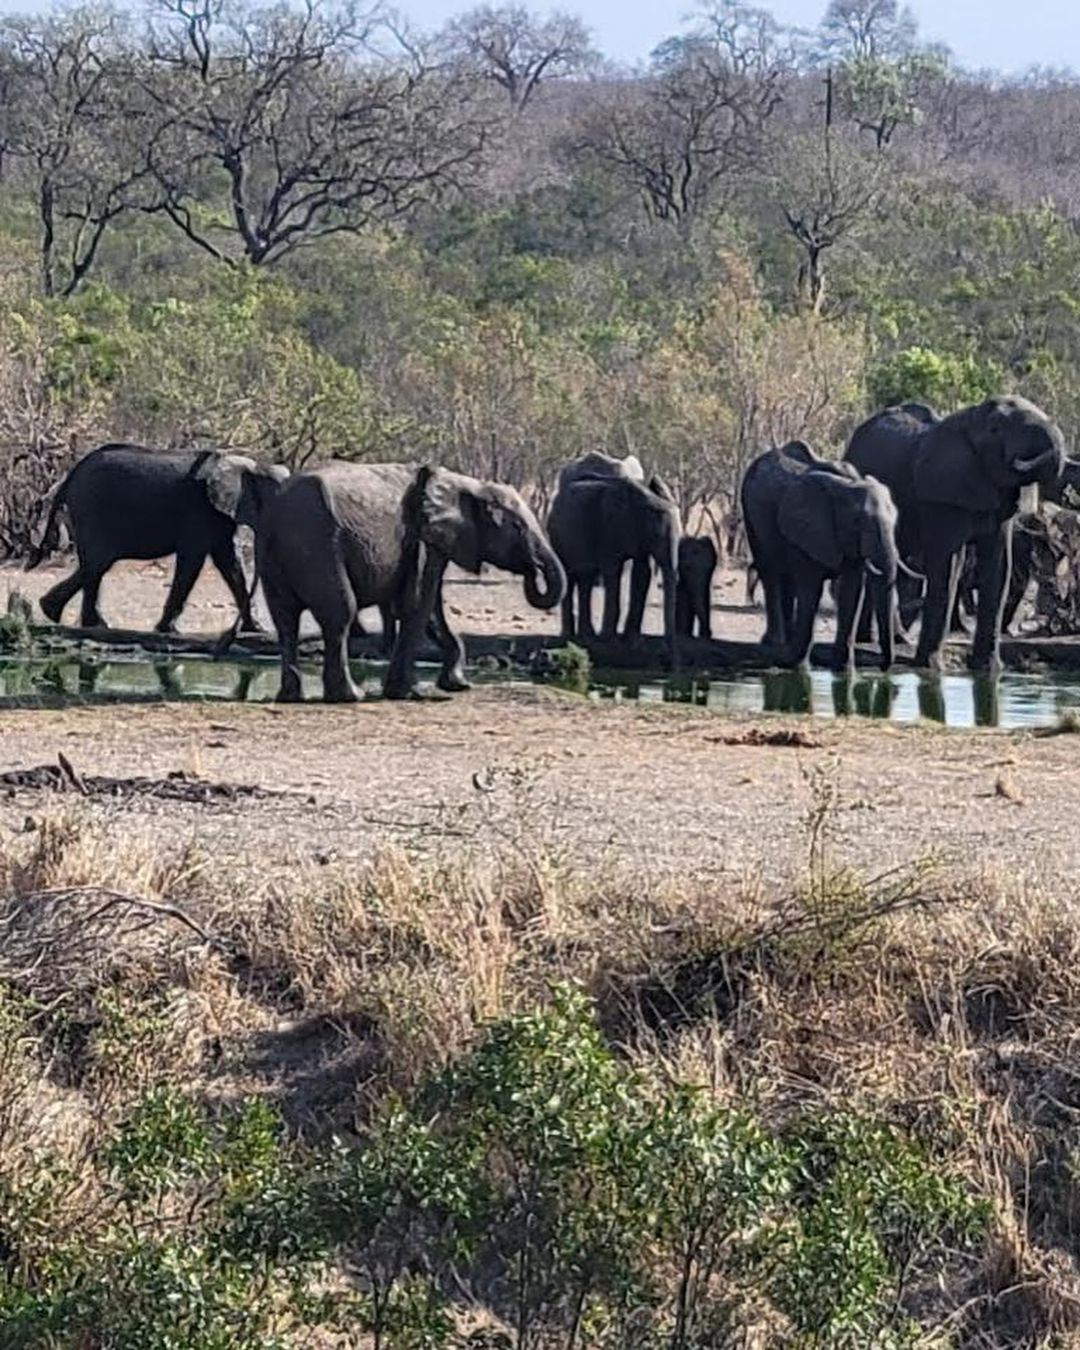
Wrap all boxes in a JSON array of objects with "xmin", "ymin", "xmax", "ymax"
[
  {"xmin": 914, "ymin": 396, "xmax": 1065, "ymax": 512},
  {"xmin": 780, "ymin": 470, "xmax": 905, "ymax": 669},
  {"xmin": 777, "ymin": 440, "xmax": 859, "ymax": 479},
  {"xmin": 195, "ymin": 453, "xmax": 289, "ymax": 527},
  {"xmin": 413, "ymin": 466, "xmax": 565, "ymax": 610},
  {"xmin": 557, "ymin": 451, "xmax": 644, "ymax": 492}
]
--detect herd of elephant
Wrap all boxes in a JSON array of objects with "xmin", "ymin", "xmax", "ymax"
[{"xmin": 26, "ymin": 393, "xmax": 1080, "ymax": 701}]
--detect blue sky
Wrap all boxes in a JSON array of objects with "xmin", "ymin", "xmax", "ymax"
[{"xmin": 398, "ymin": 0, "xmax": 1080, "ymax": 75}]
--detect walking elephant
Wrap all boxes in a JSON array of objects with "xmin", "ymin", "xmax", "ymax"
[
  {"xmin": 547, "ymin": 463, "xmax": 682, "ymax": 664},
  {"xmin": 256, "ymin": 462, "xmax": 564, "ymax": 702},
  {"xmin": 675, "ymin": 536, "xmax": 718, "ymax": 639},
  {"xmin": 845, "ymin": 396, "xmax": 1073, "ymax": 670},
  {"xmin": 741, "ymin": 443, "xmax": 905, "ymax": 671},
  {"xmin": 28, "ymin": 444, "xmax": 288, "ymax": 632}
]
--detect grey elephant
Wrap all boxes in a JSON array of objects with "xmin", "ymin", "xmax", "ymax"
[
  {"xmin": 28, "ymin": 444, "xmax": 288, "ymax": 632},
  {"xmin": 547, "ymin": 459, "xmax": 682, "ymax": 663},
  {"xmin": 675, "ymin": 536, "xmax": 718, "ymax": 639},
  {"xmin": 256, "ymin": 461, "xmax": 564, "ymax": 702},
  {"xmin": 845, "ymin": 396, "xmax": 1074, "ymax": 670},
  {"xmin": 741, "ymin": 442, "xmax": 905, "ymax": 671}
]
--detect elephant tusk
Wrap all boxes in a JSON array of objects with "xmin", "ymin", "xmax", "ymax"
[
  {"xmin": 898, "ymin": 559, "xmax": 925, "ymax": 582},
  {"xmin": 1013, "ymin": 446, "xmax": 1058, "ymax": 475},
  {"xmin": 865, "ymin": 560, "xmax": 884, "ymax": 577}
]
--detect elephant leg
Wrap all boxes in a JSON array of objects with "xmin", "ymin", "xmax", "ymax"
[
  {"xmin": 855, "ymin": 601, "xmax": 874, "ymax": 645},
  {"xmin": 914, "ymin": 550, "xmax": 962, "ymax": 672},
  {"xmin": 600, "ymin": 563, "xmax": 623, "ymax": 641},
  {"xmin": 778, "ymin": 574, "xmax": 797, "ymax": 649},
  {"xmin": 785, "ymin": 574, "xmax": 825, "ymax": 669},
  {"xmin": 262, "ymin": 577, "xmax": 304, "ymax": 704},
  {"xmin": 830, "ymin": 569, "xmax": 864, "ymax": 673},
  {"xmin": 696, "ymin": 579, "xmax": 712, "ymax": 641},
  {"xmin": 624, "ymin": 557, "xmax": 650, "ymax": 641},
  {"xmin": 761, "ymin": 574, "xmax": 785, "ymax": 647},
  {"xmin": 320, "ymin": 615, "xmax": 359, "ymax": 703},
  {"xmin": 969, "ymin": 525, "xmax": 1010, "ymax": 674},
  {"xmin": 560, "ymin": 587, "xmax": 576, "ymax": 641},
  {"xmin": 658, "ymin": 555, "xmax": 679, "ymax": 667},
  {"xmin": 40, "ymin": 566, "xmax": 86, "ymax": 625},
  {"xmin": 675, "ymin": 584, "xmax": 691, "ymax": 638},
  {"xmin": 379, "ymin": 606, "xmax": 397, "ymax": 658},
  {"xmin": 385, "ymin": 553, "xmax": 443, "ymax": 700},
  {"xmin": 578, "ymin": 578, "xmax": 597, "ymax": 640},
  {"xmin": 78, "ymin": 565, "xmax": 108, "ymax": 629},
  {"xmin": 210, "ymin": 538, "xmax": 261, "ymax": 634},
  {"xmin": 156, "ymin": 549, "xmax": 207, "ymax": 634},
  {"xmin": 1002, "ymin": 545, "xmax": 1030, "ymax": 634},
  {"xmin": 431, "ymin": 586, "xmax": 469, "ymax": 693}
]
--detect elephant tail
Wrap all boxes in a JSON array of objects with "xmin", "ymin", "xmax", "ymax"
[{"xmin": 25, "ymin": 477, "xmax": 69, "ymax": 570}]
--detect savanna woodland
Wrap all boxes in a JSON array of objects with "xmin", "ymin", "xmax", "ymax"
[{"xmin": 4, "ymin": 1, "xmax": 1080, "ymax": 1346}]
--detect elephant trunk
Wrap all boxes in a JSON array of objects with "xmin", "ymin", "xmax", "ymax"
[
  {"xmin": 864, "ymin": 526, "xmax": 898, "ymax": 670},
  {"xmin": 523, "ymin": 538, "xmax": 566, "ymax": 611}
]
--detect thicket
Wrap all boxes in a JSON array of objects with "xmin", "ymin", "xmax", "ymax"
[{"xmin": 2, "ymin": 0, "xmax": 1080, "ymax": 554}]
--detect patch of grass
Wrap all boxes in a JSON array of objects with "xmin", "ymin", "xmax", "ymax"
[
  {"xmin": 1, "ymin": 794, "xmax": 1079, "ymax": 1345},
  {"xmin": 0, "ymin": 588, "xmax": 33, "ymax": 652}
]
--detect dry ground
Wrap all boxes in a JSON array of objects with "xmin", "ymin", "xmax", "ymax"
[{"xmin": 0, "ymin": 557, "xmax": 1072, "ymax": 895}]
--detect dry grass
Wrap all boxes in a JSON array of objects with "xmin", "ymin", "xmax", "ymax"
[{"xmin": 2, "ymin": 790, "xmax": 1080, "ymax": 1345}]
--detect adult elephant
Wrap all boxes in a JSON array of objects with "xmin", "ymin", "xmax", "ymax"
[
  {"xmin": 742, "ymin": 443, "xmax": 905, "ymax": 671},
  {"xmin": 846, "ymin": 396, "xmax": 1071, "ymax": 670},
  {"xmin": 28, "ymin": 444, "xmax": 288, "ymax": 632},
  {"xmin": 675, "ymin": 536, "xmax": 718, "ymax": 639},
  {"xmin": 256, "ymin": 462, "xmax": 564, "ymax": 702},
  {"xmin": 547, "ymin": 465, "xmax": 682, "ymax": 665}
]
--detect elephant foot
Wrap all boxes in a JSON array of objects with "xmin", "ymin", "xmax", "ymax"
[
  {"xmin": 154, "ymin": 619, "xmax": 178, "ymax": 635},
  {"xmin": 238, "ymin": 617, "xmax": 267, "ymax": 636},
  {"xmin": 436, "ymin": 668, "xmax": 471, "ymax": 694},
  {"xmin": 82, "ymin": 613, "xmax": 107, "ymax": 630},
  {"xmin": 967, "ymin": 651, "xmax": 1002, "ymax": 677},
  {"xmin": 914, "ymin": 648, "xmax": 944, "ymax": 673},
  {"xmin": 383, "ymin": 681, "xmax": 424, "ymax": 701},
  {"xmin": 276, "ymin": 686, "xmax": 303, "ymax": 704},
  {"xmin": 323, "ymin": 679, "xmax": 360, "ymax": 704},
  {"xmin": 39, "ymin": 593, "xmax": 64, "ymax": 623}
]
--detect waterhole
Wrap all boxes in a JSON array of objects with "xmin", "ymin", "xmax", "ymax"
[{"xmin": 1, "ymin": 653, "xmax": 1078, "ymax": 730}]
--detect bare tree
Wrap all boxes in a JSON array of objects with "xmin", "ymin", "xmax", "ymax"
[
  {"xmin": 779, "ymin": 70, "xmax": 882, "ymax": 313},
  {"xmin": 575, "ymin": 1, "xmax": 790, "ymax": 230},
  {"xmin": 136, "ymin": 0, "xmax": 491, "ymax": 267},
  {"xmin": 0, "ymin": 8, "xmax": 155, "ymax": 297},
  {"xmin": 440, "ymin": 4, "xmax": 595, "ymax": 112}
]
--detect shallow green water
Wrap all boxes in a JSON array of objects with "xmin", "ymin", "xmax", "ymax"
[{"xmin": 0, "ymin": 654, "xmax": 1078, "ymax": 729}]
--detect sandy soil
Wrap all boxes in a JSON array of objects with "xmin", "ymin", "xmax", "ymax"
[{"xmin": 0, "ymin": 680, "xmax": 1074, "ymax": 894}]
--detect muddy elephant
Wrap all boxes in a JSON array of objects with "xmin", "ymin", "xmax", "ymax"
[
  {"xmin": 256, "ymin": 462, "xmax": 565, "ymax": 702},
  {"xmin": 675, "ymin": 536, "xmax": 718, "ymax": 639},
  {"xmin": 548, "ymin": 460, "xmax": 682, "ymax": 665},
  {"xmin": 846, "ymin": 396, "xmax": 1074, "ymax": 671},
  {"xmin": 28, "ymin": 444, "xmax": 288, "ymax": 633},
  {"xmin": 742, "ymin": 443, "xmax": 905, "ymax": 671}
]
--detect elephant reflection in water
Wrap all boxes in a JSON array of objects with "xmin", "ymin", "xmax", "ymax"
[
  {"xmin": 915, "ymin": 674, "xmax": 1001, "ymax": 727},
  {"xmin": 762, "ymin": 670, "xmax": 812, "ymax": 714},
  {"xmin": 831, "ymin": 676, "xmax": 898, "ymax": 720}
]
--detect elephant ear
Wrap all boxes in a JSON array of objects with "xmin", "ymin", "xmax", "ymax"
[
  {"xmin": 912, "ymin": 412, "xmax": 1001, "ymax": 512},
  {"xmin": 778, "ymin": 474, "xmax": 843, "ymax": 572},
  {"xmin": 194, "ymin": 452, "xmax": 253, "ymax": 520},
  {"xmin": 413, "ymin": 465, "xmax": 482, "ymax": 573}
]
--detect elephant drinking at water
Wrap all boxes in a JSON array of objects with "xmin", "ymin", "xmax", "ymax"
[
  {"xmin": 548, "ymin": 454, "xmax": 682, "ymax": 664},
  {"xmin": 741, "ymin": 442, "xmax": 906, "ymax": 671},
  {"xmin": 256, "ymin": 462, "xmax": 565, "ymax": 702},
  {"xmin": 29, "ymin": 444, "xmax": 289, "ymax": 633},
  {"xmin": 845, "ymin": 396, "xmax": 1074, "ymax": 671}
]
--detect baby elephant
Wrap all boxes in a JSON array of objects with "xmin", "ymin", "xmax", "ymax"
[{"xmin": 675, "ymin": 536, "xmax": 718, "ymax": 639}]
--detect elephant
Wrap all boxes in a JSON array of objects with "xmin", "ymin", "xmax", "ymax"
[
  {"xmin": 255, "ymin": 461, "xmax": 565, "ymax": 702},
  {"xmin": 547, "ymin": 464, "xmax": 682, "ymax": 664},
  {"xmin": 845, "ymin": 395, "xmax": 1073, "ymax": 671},
  {"xmin": 741, "ymin": 443, "xmax": 905, "ymax": 671},
  {"xmin": 675, "ymin": 535, "xmax": 718, "ymax": 639},
  {"xmin": 556, "ymin": 450, "xmax": 644, "ymax": 492},
  {"xmin": 28, "ymin": 444, "xmax": 288, "ymax": 633}
]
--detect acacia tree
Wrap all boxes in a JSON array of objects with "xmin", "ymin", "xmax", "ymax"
[
  {"xmin": 575, "ymin": 1, "xmax": 790, "ymax": 231},
  {"xmin": 136, "ymin": 0, "xmax": 491, "ymax": 267},
  {"xmin": 0, "ymin": 8, "xmax": 156, "ymax": 297},
  {"xmin": 439, "ymin": 4, "xmax": 596, "ymax": 112}
]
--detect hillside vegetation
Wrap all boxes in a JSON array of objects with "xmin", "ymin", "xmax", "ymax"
[{"xmin": 2, "ymin": 0, "xmax": 1080, "ymax": 554}]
